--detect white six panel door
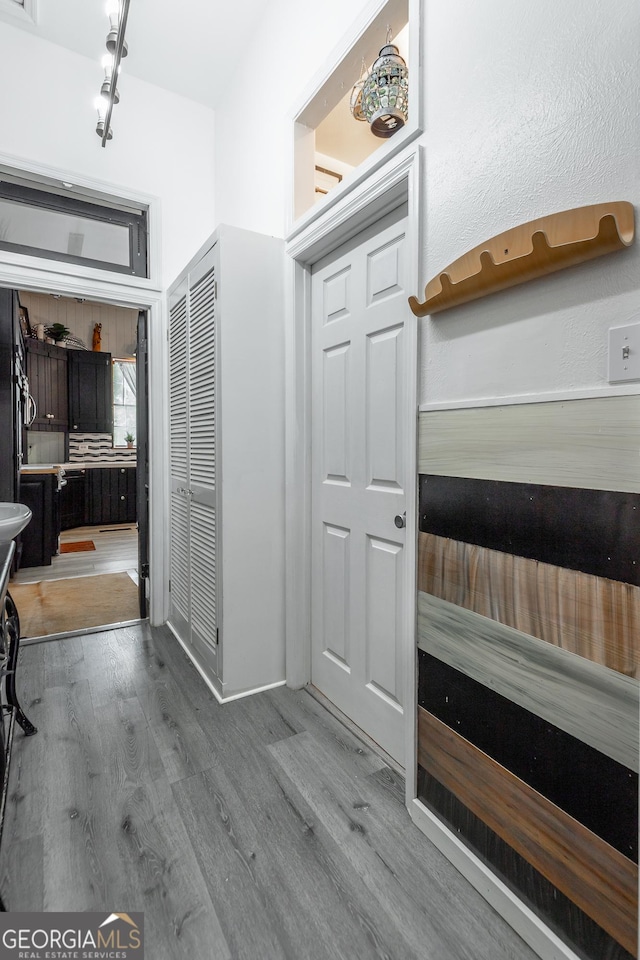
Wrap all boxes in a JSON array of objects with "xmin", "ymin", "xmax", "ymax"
[{"xmin": 311, "ymin": 210, "xmax": 409, "ymax": 764}]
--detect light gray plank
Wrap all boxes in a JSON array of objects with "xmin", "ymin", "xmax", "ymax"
[
  {"xmin": 267, "ymin": 685, "xmax": 388, "ymax": 778},
  {"xmin": 82, "ymin": 629, "xmax": 137, "ymax": 707},
  {"xmin": 39, "ymin": 680, "xmax": 112, "ymax": 909},
  {"xmin": 0, "ymin": 835, "xmax": 43, "ymax": 910},
  {"xmin": 270, "ymin": 731, "xmax": 536, "ymax": 960},
  {"xmin": 1, "ymin": 621, "xmax": 540, "ymax": 960},
  {"xmin": 418, "ymin": 591, "xmax": 639, "ymax": 771},
  {"xmin": 134, "ymin": 671, "xmax": 214, "ymax": 784},
  {"xmin": 418, "ymin": 396, "xmax": 640, "ymax": 492},
  {"xmin": 176, "ymin": 760, "xmax": 415, "ymax": 960},
  {"xmin": 173, "ymin": 769, "xmax": 293, "ymax": 960},
  {"xmin": 43, "ymin": 634, "xmax": 86, "ymax": 688},
  {"xmin": 93, "ymin": 711, "xmax": 231, "ymax": 960},
  {"xmin": 95, "ymin": 696, "xmax": 167, "ymax": 787}
]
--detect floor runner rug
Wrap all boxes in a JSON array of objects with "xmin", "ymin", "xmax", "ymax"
[{"xmin": 8, "ymin": 572, "xmax": 139, "ymax": 638}]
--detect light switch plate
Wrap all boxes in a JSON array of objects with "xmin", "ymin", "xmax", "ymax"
[{"xmin": 608, "ymin": 323, "xmax": 640, "ymax": 383}]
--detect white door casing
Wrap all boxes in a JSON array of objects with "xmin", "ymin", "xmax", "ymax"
[{"xmin": 311, "ymin": 208, "xmax": 409, "ymax": 764}]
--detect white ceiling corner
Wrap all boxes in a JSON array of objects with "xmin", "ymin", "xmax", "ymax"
[{"xmin": 0, "ymin": 0, "xmax": 271, "ymax": 109}]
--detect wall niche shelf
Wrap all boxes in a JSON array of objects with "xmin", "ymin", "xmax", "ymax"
[{"xmin": 408, "ymin": 201, "xmax": 635, "ymax": 317}]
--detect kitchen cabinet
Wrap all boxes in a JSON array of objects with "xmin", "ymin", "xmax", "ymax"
[
  {"xmin": 68, "ymin": 349, "xmax": 113, "ymax": 433},
  {"xmin": 87, "ymin": 467, "xmax": 136, "ymax": 525},
  {"xmin": 18, "ymin": 472, "xmax": 60, "ymax": 567},
  {"xmin": 25, "ymin": 340, "xmax": 68, "ymax": 431},
  {"xmin": 60, "ymin": 468, "xmax": 87, "ymax": 530},
  {"xmin": 167, "ymin": 225, "xmax": 285, "ymax": 700}
]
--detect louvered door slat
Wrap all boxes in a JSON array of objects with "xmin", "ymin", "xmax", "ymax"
[
  {"xmin": 169, "ymin": 292, "xmax": 188, "ymax": 484},
  {"xmin": 169, "ymin": 491, "xmax": 190, "ymax": 622},
  {"xmin": 189, "ymin": 267, "xmax": 216, "ymax": 491},
  {"xmin": 189, "ymin": 500, "xmax": 217, "ymax": 650}
]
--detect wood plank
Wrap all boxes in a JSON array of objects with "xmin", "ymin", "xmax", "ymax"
[
  {"xmin": 173, "ymin": 768, "xmax": 304, "ymax": 960},
  {"xmin": 418, "ymin": 706, "xmax": 638, "ymax": 955},
  {"xmin": 39, "ymin": 680, "xmax": 112, "ymax": 909},
  {"xmin": 418, "ymin": 396, "xmax": 640, "ymax": 493},
  {"xmin": 417, "ymin": 591, "xmax": 639, "ymax": 771},
  {"xmin": 83, "ymin": 629, "xmax": 138, "ymax": 708},
  {"xmin": 93, "ymin": 698, "xmax": 230, "ymax": 960},
  {"xmin": 0, "ymin": 836, "xmax": 43, "ymax": 910},
  {"xmin": 418, "ymin": 532, "xmax": 639, "ymax": 677},
  {"xmin": 0, "ymin": 624, "xmax": 544, "ymax": 960},
  {"xmin": 133, "ymin": 670, "xmax": 215, "ymax": 784},
  {"xmin": 270, "ymin": 730, "xmax": 537, "ymax": 960}
]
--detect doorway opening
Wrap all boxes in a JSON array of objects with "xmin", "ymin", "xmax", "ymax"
[{"xmin": 5, "ymin": 289, "xmax": 149, "ymax": 639}]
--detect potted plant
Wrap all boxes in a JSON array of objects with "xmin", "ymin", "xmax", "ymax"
[
  {"xmin": 125, "ymin": 432, "xmax": 135, "ymax": 448},
  {"xmin": 45, "ymin": 323, "xmax": 70, "ymax": 345}
]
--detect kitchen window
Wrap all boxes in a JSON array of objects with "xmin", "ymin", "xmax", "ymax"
[{"xmin": 112, "ymin": 359, "xmax": 136, "ymax": 446}]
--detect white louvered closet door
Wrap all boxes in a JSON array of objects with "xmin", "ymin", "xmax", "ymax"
[
  {"xmin": 169, "ymin": 280, "xmax": 190, "ymax": 641},
  {"xmin": 187, "ymin": 247, "xmax": 219, "ymax": 669},
  {"xmin": 168, "ymin": 245, "xmax": 219, "ymax": 676}
]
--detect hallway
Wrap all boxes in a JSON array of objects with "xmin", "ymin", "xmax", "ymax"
[{"xmin": 0, "ymin": 623, "xmax": 536, "ymax": 960}]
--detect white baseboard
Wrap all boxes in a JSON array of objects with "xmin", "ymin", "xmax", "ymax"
[
  {"xmin": 165, "ymin": 621, "xmax": 286, "ymax": 704},
  {"xmin": 409, "ymin": 799, "xmax": 584, "ymax": 960}
]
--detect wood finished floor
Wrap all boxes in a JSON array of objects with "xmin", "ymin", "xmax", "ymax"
[
  {"xmin": 0, "ymin": 623, "xmax": 538, "ymax": 960},
  {"xmin": 12, "ymin": 524, "xmax": 138, "ymax": 584}
]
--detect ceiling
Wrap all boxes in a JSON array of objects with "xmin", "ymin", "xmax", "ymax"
[{"xmin": 0, "ymin": 0, "xmax": 270, "ymax": 109}]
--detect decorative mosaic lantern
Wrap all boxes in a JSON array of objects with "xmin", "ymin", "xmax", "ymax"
[{"xmin": 360, "ymin": 35, "xmax": 408, "ymax": 138}]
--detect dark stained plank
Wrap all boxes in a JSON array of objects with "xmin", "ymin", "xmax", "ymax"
[
  {"xmin": 418, "ymin": 474, "xmax": 640, "ymax": 585},
  {"xmin": 418, "ymin": 706, "xmax": 637, "ymax": 955}
]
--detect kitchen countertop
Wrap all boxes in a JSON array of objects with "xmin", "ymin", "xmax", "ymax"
[{"xmin": 21, "ymin": 462, "xmax": 137, "ymax": 472}]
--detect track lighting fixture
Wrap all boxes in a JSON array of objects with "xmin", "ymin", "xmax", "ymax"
[{"xmin": 95, "ymin": 0, "xmax": 130, "ymax": 146}]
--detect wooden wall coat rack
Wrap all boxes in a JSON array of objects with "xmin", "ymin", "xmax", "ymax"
[{"xmin": 408, "ymin": 201, "xmax": 635, "ymax": 317}]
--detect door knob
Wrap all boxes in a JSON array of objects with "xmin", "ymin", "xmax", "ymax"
[{"xmin": 394, "ymin": 512, "xmax": 406, "ymax": 529}]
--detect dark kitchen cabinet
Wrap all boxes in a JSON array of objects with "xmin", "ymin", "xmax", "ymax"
[
  {"xmin": 18, "ymin": 472, "xmax": 60, "ymax": 567},
  {"xmin": 60, "ymin": 469, "xmax": 88, "ymax": 530},
  {"xmin": 68, "ymin": 349, "xmax": 113, "ymax": 433},
  {"xmin": 87, "ymin": 467, "xmax": 136, "ymax": 525},
  {"xmin": 25, "ymin": 340, "xmax": 68, "ymax": 431}
]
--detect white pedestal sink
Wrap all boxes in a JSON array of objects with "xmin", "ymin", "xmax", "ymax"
[{"xmin": 0, "ymin": 503, "xmax": 32, "ymax": 543}]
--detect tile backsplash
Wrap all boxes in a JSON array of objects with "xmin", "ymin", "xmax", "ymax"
[{"xmin": 68, "ymin": 432, "xmax": 137, "ymax": 463}]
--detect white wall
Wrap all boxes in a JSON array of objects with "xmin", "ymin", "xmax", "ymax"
[
  {"xmin": 420, "ymin": 0, "xmax": 640, "ymax": 405},
  {"xmin": 216, "ymin": 0, "xmax": 638, "ymax": 405},
  {"xmin": 213, "ymin": 0, "xmax": 372, "ymax": 236},
  {"xmin": 0, "ymin": 23, "xmax": 216, "ymax": 286}
]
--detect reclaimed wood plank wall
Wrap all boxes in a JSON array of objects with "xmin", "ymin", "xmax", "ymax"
[{"xmin": 416, "ymin": 396, "xmax": 639, "ymax": 960}]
